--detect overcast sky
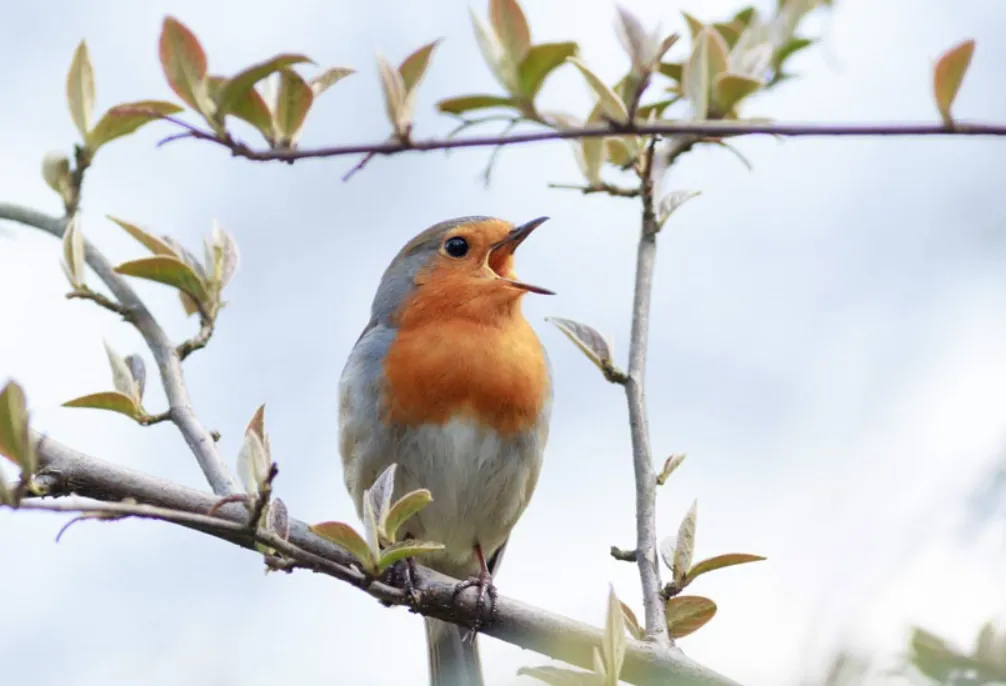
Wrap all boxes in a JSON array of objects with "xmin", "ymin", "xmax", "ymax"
[{"xmin": 2, "ymin": 1, "xmax": 1006, "ymax": 685}]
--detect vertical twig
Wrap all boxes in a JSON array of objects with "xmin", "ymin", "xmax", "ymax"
[{"xmin": 624, "ymin": 140, "xmax": 669, "ymax": 643}]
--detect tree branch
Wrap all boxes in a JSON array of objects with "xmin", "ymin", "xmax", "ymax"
[
  {"xmin": 23, "ymin": 433, "xmax": 741, "ymax": 686},
  {"xmin": 167, "ymin": 119, "xmax": 1006, "ymax": 164},
  {"xmin": 0, "ymin": 203, "xmax": 240, "ymax": 496},
  {"xmin": 625, "ymin": 140, "xmax": 668, "ymax": 643}
]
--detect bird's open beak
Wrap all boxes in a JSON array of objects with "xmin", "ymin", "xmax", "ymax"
[{"xmin": 488, "ymin": 216, "xmax": 555, "ymax": 295}]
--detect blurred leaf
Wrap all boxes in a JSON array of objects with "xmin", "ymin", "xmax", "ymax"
[
  {"xmin": 62, "ymin": 391, "xmax": 141, "ymax": 421},
  {"xmin": 103, "ymin": 341, "xmax": 138, "ymax": 402},
  {"xmin": 636, "ymin": 97, "xmax": 680, "ymax": 120},
  {"xmin": 773, "ymin": 36, "xmax": 813, "ymax": 71},
  {"xmin": 114, "ymin": 256, "xmax": 209, "ymax": 304},
  {"xmin": 713, "ymin": 21, "xmax": 743, "ymax": 49},
  {"xmin": 209, "ymin": 221, "xmax": 239, "ymax": 289},
  {"xmin": 712, "ymin": 72, "xmax": 762, "ymax": 115},
  {"xmin": 658, "ymin": 62, "xmax": 683, "ymax": 82},
  {"xmin": 659, "ymin": 535, "xmax": 675, "ymax": 572},
  {"xmin": 384, "ymin": 488, "xmax": 433, "ymax": 543},
  {"xmin": 567, "ymin": 58, "xmax": 628, "ymax": 123},
  {"xmin": 673, "ymin": 500, "xmax": 697, "ymax": 586},
  {"xmin": 933, "ymin": 38, "xmax": 975, "ymax": 126},
  {"xmin": 615, "ymin": 5, "xmax": 654, "ymax": 75},
  {"xmin": 733, "ymin": 6, "xmax": 758, "ymax": 27},
  {"xmin": 546, "ymin": 316, "xmax": 616, "ymax": 376},
  {"xmin": 471, "ymin": 7, "xmax": 516, "ymax": 94},
  {"xmin": 217, "ymin": 54, "xmax": 311, "ymax": 120},
  {"xmin": 376, "ymin": 52, "xmax": 408, "ymax": 136},
  {"xmin": 310, "ymin": 521, "xmax": 377, "ymax": 572},
  {"xmin": 265, "ymin": 498, "xmax": 290, "ymax": 540},
  {"xmin": 399, "ymin": 39, "xmax": 441, "ymax": 94},
  {"xmin": 681, "ymin": 11, "xmax": 704, "ymax": 38},
  {"xmin": 66, "ymin": 40, "xmax": 95, "ymax": 139},
  {"xmin": 682, "ymin": 27, "xmax": 729, "ymax": 119},
  {"xmin": 310, "ymin": 66, "xmax": 355, "ymax": 96},
  {"xmin": 362, "ymin": 491, "xmax": 381, "ymax": 557},
  {"xmin": 236, "ymin": 423, "xmax": 268, "ymax": 495},
  {"xmin": 273, "ymin": 67, "xmax": 314, "ymax": 146},
  {"xmin": 158, "ymin": 17, "xmax": 213, "ymax": 118},
  {"xmin": 437, "ymin": 94, "xmax": 518, "ymax": 115},
  {"xmin": 518, "ymin": 42, "xmax": 578, "ymax": 99},
  {"xmin": 576, "ymin": 137, "xmax": 604, "ymax": 186},
  {"xmin": 592, "ymin": 647, "xmax": 607, "ymax": 680},
  {"xmin": 517, "ymin": 666, "xmax": 598, "ymax": 685},
  {"xmin": 490, "ymin": 0, "xmax": 532, "ymax": 62},
  {"xmin": 602, "ymin": 585, "xmax": 627, "ymax": 681},
  {"xmin": 246, "ymin": 403, "xmax": 266, "ymax": 443},
  {"xmin": 207, "ymin": 75, "xmax": 273, "ymax": 138},
  {"xmin": 87, "ymin": 100, "xmax": 183, "ymax": 151},
  {"xmin": 124, "ymin": 354, "xmax": 146, "ymax": 401},
  {"xmin": 656, "ymin": 190, "xmax": 700, "ymax": 229},
  {"xmin": 179, "ymin": 291, "xmax": 201, "ymax": 317},
  {"xmin": 656, "ymin": 453, "xmax": 686, "ymax": 485},
  {"xmin": 41, "ymin": 152, "xmax": 72, "ymax": 201},
  {"xmin": 974, "ymin": 621, "xmax": 999, "ymax": 664},
  {"xmin": 685, "ymin": 553, "xmax": 765, "ymax": 585},
  {"xmin": 666, "ymin": 595, "xmax": 716, "ymax": 638},
  {"xmin": 107, "ymin": 215, "xmax": 177, "ymax": 257},
  {"xmin": 0, "ymin": 381, "xmax": 33, "ymax": 472},
  {"xmin": 377, "ymin": 540, "xmax": 445, "ymax": 572},
  {"xmin": 620, "ymin": 601, "xmax": 644, "ymax": 640},
  {"xmin": 161, "ymin": 236, "xmax": 207, "ymax": 282},
  {"xmin": 61, "ymin": 215, "xmax": 86, "ymax": 288},
  {"xmin": 603, "ymin": 137, "xmax": 633, "ymax": 168},
  {"xmin": 367, "ymin": 463, "xmax": 398, "ymax": 527},
  {"xmin": 909, "ymin": 626, "xmax": 970, "ymax": 682}
]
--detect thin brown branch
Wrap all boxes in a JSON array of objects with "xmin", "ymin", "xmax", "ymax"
[
  {"xmin": 25, "ymin": 433, "xmax": 741, "ymax": 686},
  {"xmin": 0, "ymin": 203, "xmax": 240, "ymax": 496},
  {"xmin": 164, "ymin": 119, "xmax": 1006, "ymax": 164},
  {"xmin": 177, "ymin": 315, "xmax": 214, "ymax": 360},
  {"xmin": 66, "ymin": 286, "xmax": 133, "ymax": 319},
  {"xmin": 625, "ymin": 138, "xmax": 668, "ymax": 643},
  {"xmin": 548, "ymin": 182, "xmax": 641, "ymax": 198}
]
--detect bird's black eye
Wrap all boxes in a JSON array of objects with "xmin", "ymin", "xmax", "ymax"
[{"xmin": 444, "ymin": 236, "xmax": 469, "ymax": 258}]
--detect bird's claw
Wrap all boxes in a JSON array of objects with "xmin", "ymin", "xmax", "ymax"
[
  {"xmin": 384, "ymin": 556, "xmax": 421, "ymax": 607},
  {"xmin": 452, "ymin": 569, "xmax": 498, "ymax": 642}
]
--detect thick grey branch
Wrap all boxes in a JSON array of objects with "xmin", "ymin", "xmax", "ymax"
[
  {"xmin": 0, "ymin": 203, "xmax": 239, "ymax": 496},
  {"xmin": 26, "ymin": 434, "xmax": 741, "ymax": 686}
]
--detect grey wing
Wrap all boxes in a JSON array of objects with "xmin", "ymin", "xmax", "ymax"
[{"xmin": 338, "ymin": 320, "xmax": 397, "ymax": 517}]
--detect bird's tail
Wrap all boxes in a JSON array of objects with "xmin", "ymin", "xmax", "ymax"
[{"xmin": 425, "ymin": 616, "xmax": 484, "ymax": 686}]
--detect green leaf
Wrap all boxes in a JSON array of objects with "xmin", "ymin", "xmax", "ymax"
[
  {"xmin": 546, "ymin": 316, "xmax": 615, "ymax": 375},
  {"xmin": 124, "ymin": 354, "xmax": 146, "ymax": 400},
  {"xmin": 933, "ymin": 39, "xmax": 975, "ymax": 126},
  {"xmin": 516, "ymin": 666, "xmax": 597, "ymax": 685},
  {"xmin": 207, "ymin": 75, "xmax": 273, "ymax": 138},
  {"xmin": 0, "ymin": 381, "xmax": 33, "ymax": 472},
  {"xmin": 602, "ymin": 585, "xmax": 627, "ymax": 680},
  {"xmin": 66, "ymin": 40, "xmax": 95, "ymax": 139},
  {"xmin": 217, "ymin": 53, "xmax": 311, "ymax": 120},
  {"xmin": 41, "ymin": 153, "xmax": 72, "ymax": 199},
  {"xmin": 375, "ymin": 52, "xmax": 407, "ymax": 135},
  {"xmin": 681, "ymin": 27, "xmax": 730, "ymax": 120},
  {"xmin": 656, "ymin": 454, "xmax": 686, "ymax": 486},
  {"xmin": 436, "ymin": 94, "xmax": 518, "ymax": 115},
  {"xmin": 158, "ymin": 16, "xmax": 214, "ymax": 118},
  {"xmin": 490, "ymin": 0, "xmax": 532, "ymax": 63},
  {"xmin": 377, "ymin": 540, "xmax": 445, "ymax": 572},
  {"xmin": 367, "ymin": 463, "xmax": 398, "ymax": 529},
  {"xmin": 114, "ymin": 255, "xmax": 209, "ymax": 304},
  {"xmin": 685, "ymin": 553, "xmax": 765, "ymax": 585},
  {"xmin": 733, "ymin": 6, "xmax": 757, "ymax": 28},
  {"xmin": 309, "ymin": 67, "xmax": 355, "ymax": 97},
  {"xmin": 62, "ymin": 391, "xmax": 141, "ymax": 421},
  {"xmin": 398, "ymin": 39, "xmax": 441, "ymax": 94},
  {"xmin": 310, "ymin": 521, "xmax": 377, "ymax": 573},
  {"xmin": 773, "ymin": 36, "xmax": 814, "ymax": 71},
  {"xmin": 87, "ymin": 100, "xmax": 183, "ymax": 151},
  {"xmin": 383, "ymin": 488, "xmax": 433, "ymax": 542},
  {"xmin": 273, "ymin": 67, "xmax": 314, "ymax": 146},
  {"xmin": 61, "ymin": 215, "xmax": 86, "ymax": 288},
  {"xmin": 107, "ymin": 215, "xmax": 177, "ymax": 257},
  {"xmin": 103, "ymin": 341, "xmax": 138, "ymax": 402},
  {"xmin": 681, "ymin": 11, "xmax": 704, "ymax": 38},
  {"xmin": 236, "ymin": 423, "xmax": 268, "ymax": 495},
  {"xmin": 518, "ymin": 42, "xmax": 578, "ymax": 99},
  {"xmin": 658, "ymin": 62, "xmax": 683, "ymax": 82},
  {"xmin": 673, "ymin": 500, "xmax": 697, "ymax": 586},
  {"xmin": 208, "ymin": 220, "xmax": 240, "ymax": 289},
  {"xmin": 712, "ymin": 21, "xmax": 743, "ymax": 49},
  {"xmin": 362, "ymin": 493, "xmax": 381, "ymax": 558},
  {"xmin": 576, "ymin": 137, "xmax": 605, "ymax": 186},
  {"xmin": 666, "ymin": 595, "xmax": 716, "ymax": 638},
  {"xmin": 470, "ymin": 7, "xmax": 514, "ymax": 93},
  {"xmin": 567, "ymin": 57, "xmax": 628, "ymax": 124},
  {"xmin": 712, "ymin": 72, "xmax": 762, "ymax": 115}
]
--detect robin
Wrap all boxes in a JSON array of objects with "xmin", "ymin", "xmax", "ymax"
[{"xmin": 338, "ymin": 216, "xmax": 554, "ymax": 686}]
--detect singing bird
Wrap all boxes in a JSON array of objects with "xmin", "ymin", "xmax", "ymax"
[{"xmin": 338, "ymin": 216, "xmax": 554, "ymax": 686}]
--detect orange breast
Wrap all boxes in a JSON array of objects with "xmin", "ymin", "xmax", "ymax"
[{"xmin": 381, "ymin": 316, "xmax": 548, "ymax": 436}]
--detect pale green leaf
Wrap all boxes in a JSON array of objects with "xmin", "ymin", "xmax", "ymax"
[
  {"xmin": 376, "ymin": 52, "xmax": 407, "ymax": 134},
  {"xmin": 384, "ymin": 488, "xmax": 433, "ymax": 543},
  {"xmin": 933, "ymin": 39, "xmax": 975, "ymax": 126},
  {"xmin": 685, "ymin": 553, "xmax": 766, "ymax": 585},
  {"xmin": 399, "ymin": 39, "xmax": 441, "ymax": 94},
  {"xmin": 436, "ymin": 94, "xmax": 518, "ymax": 115},
  {"xmin": 490, "ymin": 0, "xmax": 532, "ymax": 62},
  {"xmin": 310, "ymin": 521, "xmax": 377, "ymax": 572},
  {"xmin": 673, "ymin": 500, "xmax": 697, "ymax": 586},
  {"xmin": 666, "ymin": 595, "xmax": 717, "ymax": 638},
  {"xmin": 61, "ymin": 215, "xmax": 86, "ymax": 288},
  {"xmin": 546, "ymin": 316, "xmax": 615, "ymax": 373},
  {"xmin": 273, "ymin": 67, "xmax": 314, "ymax": 146},
  {"xmin": 217, "ymin": 53, "xmax": 312, "ymax": 119},
  {"xmin": 681, "ymin": 27, "xmax": 730, "ymax": 120},
  {"xmin": 377, "ymin": 540, "xmax": 445, "ymax": 572},
  {"xmin": 712, "ymin": 72, "xmax": 762, "ymax": 115},
  {"xmin": 66, "ymin": 40, "xmax": 95, "ymax": 139},
  {"xmin": 656, "ymin": 453, "xmax": 686, "ymax": 486},
  {"xmin": 87, "ymin": 100, "xmax": 184, "ymax": 152},
  {"xmin": 103, "ymin": 341, "xmax": 138, "ymax": 402},
  {"xmin": 0, "ymin": 381, "xmax": 33, "ymax": 472},
  {"xmin": 114, "ymin": 255, "xmax": 209, "ymax": 304},
  {"xmin": 158, "ymin": 16, "xmax": 214, "ymax": 118},
  {"xmin": 567, "ymin": 57, "xmax": 628, "ymax": 123},
  {"xmin": 602, "ymin": 585, "xmax": 627, "ymax": 680},
  {"xmin": 309, "ymin": 67, "xmax": 355, "ymax": 96},
  {"xmin": 518, "ymin": 42, "xmax": 578, "ymax": 99},
  {"xmin": 62, "ymin": 391, "xmax": 141, "ymax": 421},
  {"xmin": 107, "ymin": 215, "xmax": 177, "ymax": 257}
]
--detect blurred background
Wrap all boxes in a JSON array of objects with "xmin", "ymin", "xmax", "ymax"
[{"xmin": 2, "ymin": 0, "xmax": 1005, "ymax": 684}]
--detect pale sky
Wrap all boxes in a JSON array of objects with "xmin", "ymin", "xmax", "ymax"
[{"xmin": 2, "ymin": 1, "xmax": 1006, "ymax": 685}]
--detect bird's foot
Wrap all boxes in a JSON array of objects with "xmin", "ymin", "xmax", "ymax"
[
  {"xmin": 452, "ymin": 568, "xmax": 498, "ymax": 643},
  {"xmin": 384, "ymin": 556, "xmax": 421, "ymax": 607}
]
